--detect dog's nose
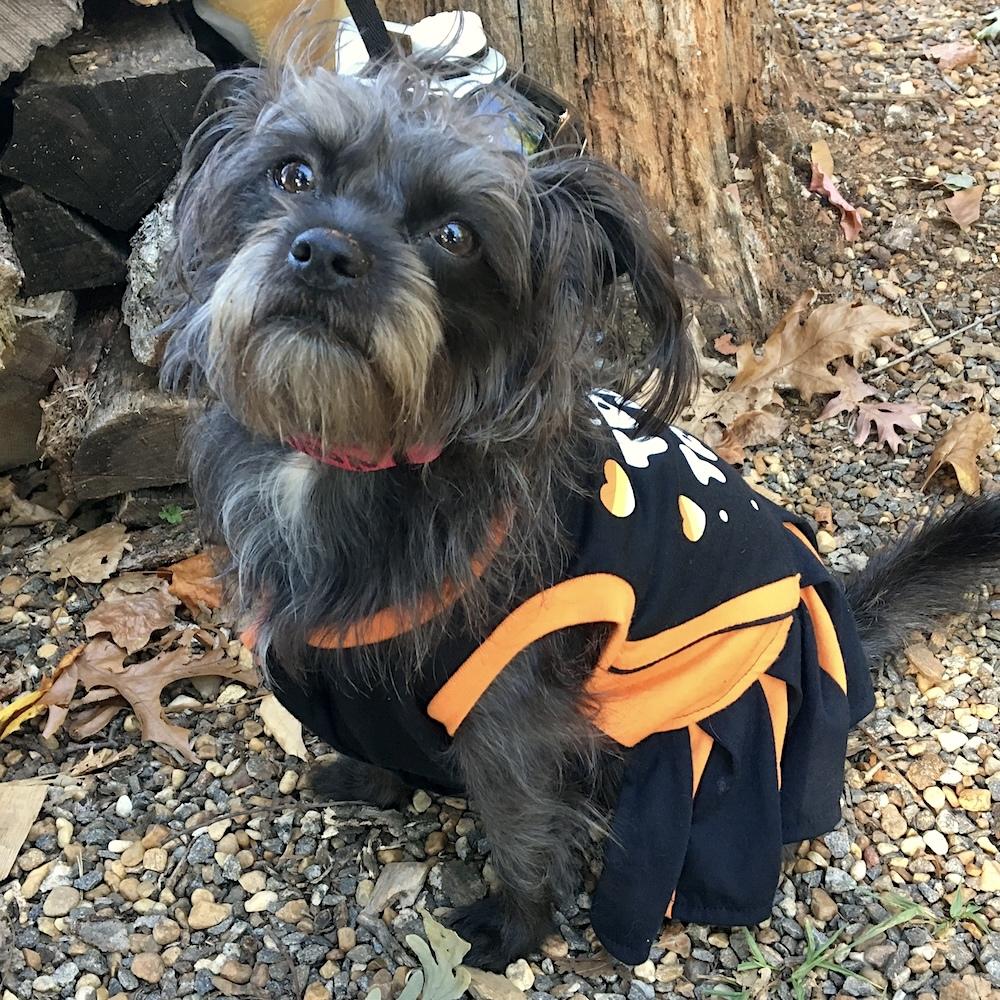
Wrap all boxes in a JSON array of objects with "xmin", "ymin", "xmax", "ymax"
[{"xmin": 288, "ymin": 228, "xmax": 371, "ymax": 285}]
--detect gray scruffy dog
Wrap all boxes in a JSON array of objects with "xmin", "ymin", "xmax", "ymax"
[{"xmin": 159, "ymin": 41, "xmax": 1000, "ymax": 970}]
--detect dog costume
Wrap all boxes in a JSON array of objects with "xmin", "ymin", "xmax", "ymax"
[{"xmin": 267, "ymin": 390, "xmax": 875, "ymax": 964}]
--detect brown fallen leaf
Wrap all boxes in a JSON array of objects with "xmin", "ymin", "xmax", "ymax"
[
  {"xmin": 41, "ymin": 523, "xmax": 129, "ymax": 583},
  {"xmin": 729, "ymin": 292, "xmax": 915, "ymax": 403},
  {"xmin": 258, "ymin": 693, "xmax": 308, "ymax": 760},
  {"xmin": 926, "ymin": 40, "xmax": 979, "ymax": 71},
  {"xmin": 64, "ymin": 745, "xmax": 138, "ymax": 778},
  {"xmin": 100, "ymin": 572, "xmax": 165, "ymax": 599},
  {"xmin": 853, "ymin": 401, "xmax": 928, "ymax": 453},
  {"xmin": 922, "ymin": 411, "xmax": 996, "ymax": 495},
  {"xmin": 161, "ymin": 550, "xmax": 225, "ymax": 614},
  {"xmin": 714, "ymin": 410, "xmax": 788, "ymax": 465},
  {"xmin": 817, "ymin": 361, "xmax": 879, "ymax": 421},
  {"xmin": 944, "ymin": 185, "xmax": 983, "ymax": 231},
  {"xmin": 2, "ymin": 638, "xmax": 259, "ymax": 762},
  {"xmin": 84, "ymin": 578, "xmax": 180, "ymax": 654},
  {"xmin": 0, "ymin": 478, "xmax": 59, "ymax": 527},
  {"xmin": 0, "ymin": 781, "xmax": 49, "ymax": 880},
  {"xmin": 809, "ymin": 140, "xmax": 863, "ymax": 241}
]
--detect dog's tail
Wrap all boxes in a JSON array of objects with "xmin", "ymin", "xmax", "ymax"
[{"xmin": 846, "ymin": 495, "xmax": 1000, "ymax": 661}]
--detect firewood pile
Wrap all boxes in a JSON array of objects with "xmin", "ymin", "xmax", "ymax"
[{"xmin": 0, "ymin": 0, "xmax": 281, "ymax": 511}]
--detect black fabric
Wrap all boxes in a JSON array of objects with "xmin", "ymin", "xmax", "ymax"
[{"xmin": 264, "ymin": 390, "xmax": 876, "ymax": 964}]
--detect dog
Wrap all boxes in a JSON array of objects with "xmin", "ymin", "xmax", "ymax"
[{"xmin": 157, "ymin": 44, "xmax": 1000, "ymax": 970}]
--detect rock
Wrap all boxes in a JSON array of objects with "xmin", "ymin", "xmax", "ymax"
[
  {"xmin": 810, "ymin": 887, "xmax": 838, "ymax": 922},
  {"xmin": 337, "ymin": 927, "xmax": 356, "ymax": 951},
  {"xmin": 958, "ymin": 788, "xmax": 991, "ymax": 812},
  {"xmin": 66, "ymin": 919, "xmax": 130, "ymax": 953},
  {"xmin": 42, "ymin": 885, "xmax": 81, "ymax": 917},
  {"xmin": 923, "ymin": 830, "xmax": 949, "ymax": 856},
  {"xmin": 275, "ymin": 899, "xmax": 309, "ymax": 924},
  {"xmin": 633, "ymin": 960, "xmax": 656, "ymax": 982},
  {"xmin": 239, "ymin": 871, "xmax": 267, "ymax": 894},
  {"xmin": 824, "ymin": 867, "xmax": 857, "ymax": 893},
  {"xmin": 245, "ymin": 890, "xmax": 278, "ymax": 913},
  {"xmin": 412, "ymin": 789, "xmax": 432, "ymax": 813},
  {"xmin": 152, "ymin": 918, "xmax": 181, "ymax": 946},
  {"xmin": 115, "ymin": 795, "xmax": 133, "ymax": 818},
  {"xmin": 816, "ymin": 529, "xmax": 838, "ymax": 553},
  {"xmin": 30, "ymin": 976, "xmax": 58, "ymax": 994},
  {"xmin": 940, "ymin": 975, "xmax": 995, "ymax": 1000},
  {"xmin": 908, "ymin": 754, "xmax": 948, "ymax": 790},
  {"xmin": 188, "ymin": 899, "xmax": 231, "ymax": 930},
  {"xmin": 824, "ymin": 829, "xmax": 851, "ymax": 859},
  {"xmin": 937, "ymin": 730, "xmax": 968, "ymax": 753},
  {"xmin": 980, "ymin": 859, "xmax": 1000, "ymax": 892},
  {"xmin": 131, "ymin": 954, "xmax": 164, "ymax": 985},
  {"xmin": 303, "ymin": 984, "xmax": 329, "ymax": 1000},
  {"xmin": 924, "ymin": 786, "xmax": 946, "ymax": 811},
  {"xmin": 880, "ymin": 804, "xmax": 907, "ymax": 839},
  {"xmin": 505, "ymin": 959, "xmax": 534, "ymax": 991}
]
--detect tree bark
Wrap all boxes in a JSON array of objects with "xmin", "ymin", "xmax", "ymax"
[{"xmin": 390, "ymin": 0, "xmax": 809, "ymax": 333}]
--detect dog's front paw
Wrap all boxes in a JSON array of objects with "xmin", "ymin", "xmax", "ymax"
[
  {"xmin": 307, "ymin": 756, "xmax": 409, "ymax": 808},
  {"xmin": 448, "ymin": 896, "xmax": 549, "ymax": 972}
]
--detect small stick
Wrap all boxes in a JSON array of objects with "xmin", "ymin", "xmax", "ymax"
[
  {"xmin": 868, "ymin": 311, "xmax": 1000, "ymax": 374},
  {"xmin": 838, "ymin": 89, "xmax": 941, "ymax": 110}
]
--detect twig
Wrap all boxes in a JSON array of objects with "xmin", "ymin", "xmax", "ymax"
[
  {"xmin": 857, "ymin": 725, "xmax": 922, "ymax": 802},
  {"xmin": 271, "ymin": 917, "xmax": 306, "ymax": 1000},
  {"xmin": 357, "ymin": 910, "xmax": 418, "ymax": 968},
  {"xmin": 838, "ymin": 89, "xmax": 941, "ymax": 110},
  {"xmin": 867, "ymin": 311, "xmax": 1000, "ymax": 374}
]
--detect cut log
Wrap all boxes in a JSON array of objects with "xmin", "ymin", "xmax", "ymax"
[
  {"xmin": 0, "ymin": 0, "xmax": 83, "ymax": 83},
  {"xmin": 0, "ymin": 213, "xmax": 24, "ymax": 348},
  {"xmin": 3, "ymin": 186, "xmax": 127, "ymax": 295},
  {"xmin": 38, "ymin": 306, "xmax": 190, "ymax": 501},
  {"xmin": 0, "ymin": 0, "xmax": 215, "ymax": 231},
  {"xmin": 122, "ymin": 193, "xmax": 175, "ymax": 366},
  {"xmin": 0, "ymin": 292, "xmax": 77, "ymax": 471}
]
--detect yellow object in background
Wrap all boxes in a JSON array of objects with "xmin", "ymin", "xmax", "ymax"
[{"xmin": 192, "ymin": 0, "xmax": 350, "ymax": 61}]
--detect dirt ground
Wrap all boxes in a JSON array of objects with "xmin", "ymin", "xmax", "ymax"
[{"xmin": 2, "ymin": 2, "xmax": 1000, "ymax": 999}]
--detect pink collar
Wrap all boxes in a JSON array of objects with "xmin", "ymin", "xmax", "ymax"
[{"xmin": 288, "ymin": 435, "xmax": 443, "ymax": 472}]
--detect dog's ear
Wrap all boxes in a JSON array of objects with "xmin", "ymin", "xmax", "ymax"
[{"xmin": 528, "ymin": 156, "xmax": 696, "ymax": 433}]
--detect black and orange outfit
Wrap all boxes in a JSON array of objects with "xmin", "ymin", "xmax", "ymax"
[{"xmin": 267, "ymin": 390, "xmax": 875, "ymax": 965}]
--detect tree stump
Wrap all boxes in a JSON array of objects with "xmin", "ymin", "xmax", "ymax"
[{"xmin": 391, "ymin": 0, "xmax": 811, "ymax": 333}]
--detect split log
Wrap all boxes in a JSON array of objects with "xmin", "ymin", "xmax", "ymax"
[
  {"xmin": 3, "ymin": 186, "xmax": 127, "ymax": 295},
  {"xmin": 0, "ymin": 0, "xmax": 83, "ymax": 83},
  {"xmin": 0, "ymin": 0, "xmax": 215, "ymax": 231},
  {"xmin": 122, "ymin": 194, "xmax": 175, "ymax": 367},
  {"xmin": 39, "ymin": 307, "xmax": 191, "ymax": 502},
  {"xmin": 0, "ymin": 292, "xmax": 76, "ymax": 471},
  {"xmin": 0, "ymin": 214, "xmax": 23, "ymax": 346}
]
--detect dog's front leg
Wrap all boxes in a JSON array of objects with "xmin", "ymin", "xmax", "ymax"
[{"xmin": 448, "ymin": 636, "xmax": 608, "ymax": 971}]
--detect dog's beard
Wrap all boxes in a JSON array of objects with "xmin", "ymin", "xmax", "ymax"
[{"xmin": 202, "ymin": 225, "xmax": 446, "ymax": 452}]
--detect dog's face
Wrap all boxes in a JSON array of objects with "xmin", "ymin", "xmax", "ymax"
[{"xmin": 160, "ymin": 57, "xmax": 692, "ymax": 455}]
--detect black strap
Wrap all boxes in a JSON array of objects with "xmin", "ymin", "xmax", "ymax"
[{"xmin": 344, "ymin": 0, "xmax": 393, "ymax": 61}]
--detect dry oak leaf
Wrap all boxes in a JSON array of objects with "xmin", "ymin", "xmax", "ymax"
[
  {"xmin": 927, "ymin": 40, "xmax": 979, "ymax": 71},
  {"xmin": 944, "ymin": 185, "xmax": 984, "ymax": 231},
  {"xmin": 714, "ymin": 410, "xmax": 788, "ymax": 465},
  {"xmin": 809, "ymin": 140, "xmax": 864, "ymax": 241},
  {"xmin": 729, "ymin": 291, "xmax": 915, "ymax": 403},
  {"xmin": 41, "ymin": 523, "xmax": 128, "ymax": 583},
  {"xmin": 0, "ymin": 478, "xmax": 58, "ymax": 527},
  {"xmin": 818, "ymin": 361, "xmax": 879, "ymax": 421},
  {"xmin": 922, "ymin": 411, "xmax": 996, "ymax": 496},
  {"xmin": 853, "ymin": 400, "xmax": 928, "ymax": 453},
  {"xmin": 0, "ymin": 638, "xmax": 259, "ymax": 761},
  {"xmin": 84, "ymin": 578, "xmax": 180, "ymax": 654},
  {"xmin": 160, "ymin": 549, "xmax": 225, "ymax": 614}
]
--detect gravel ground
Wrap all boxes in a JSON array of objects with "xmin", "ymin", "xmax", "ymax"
[{"xmin": 3, "ymin": 2, "xmax": 1000, "ymax": 999}]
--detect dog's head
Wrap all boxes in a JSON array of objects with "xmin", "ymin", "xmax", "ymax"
[{"xmin": 159, "ymin": 51, "xmax": 694, "ymax": 457}]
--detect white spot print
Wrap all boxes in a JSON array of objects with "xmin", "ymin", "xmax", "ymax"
[
  {"xmin": 589, "ymin": 390, "xmax": 669, "ymax": 469},
  {"xmin": 669, "ymin": 426, "xmax": 720, "ymax": 462},
  {"xmin": 678, "ymin": 442, "xmax": 726, "ymax": 486},
  {"xmin": 719, "ymin": 510, "xmax": 729, "ymax": 522},
  {"xmin": 750, "ymin": 499, "xmax": 760, "ymax": 510}
]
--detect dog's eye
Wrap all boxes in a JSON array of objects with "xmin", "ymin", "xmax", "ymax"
[
  {"xmin": 430, "ymin": 221, "xmax": 477, "ymax": 257},
  {"xmin": 273, "ymin": 160, "xmax": 315, "ymax": 194}
]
